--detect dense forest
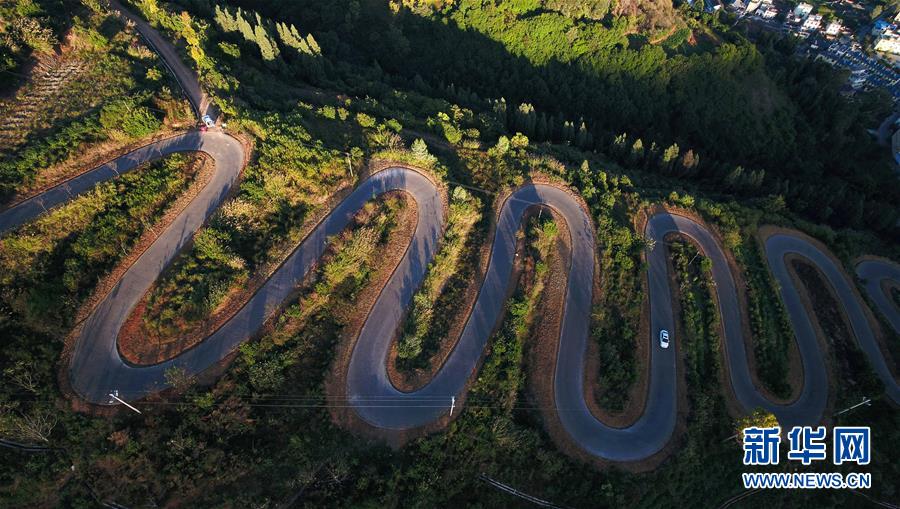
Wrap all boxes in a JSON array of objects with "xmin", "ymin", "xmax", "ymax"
[
  {"xmin": 166, "ymin": 0, "xmax": 900, "ymax": 236},
  {"xmin": 1, "ymin": 0, "xmax": 899, "ymax": 507}
]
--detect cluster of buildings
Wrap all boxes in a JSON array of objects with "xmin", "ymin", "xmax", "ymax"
[
  {"xmin": 732, "ymin": 0, "xmax": 779, "ymax": 19},
  {"xmin": 816, "ymin": 41, "xmax": 900, "ymax": 99},
  {"xmin": 729, "ymin": 0, "xmax": 845, "ymax": 38},
  {"xmin": 720, "ymin": 0, "xmax": 900, "ymax": 165},
  {"xmin": 872, "ymin": 16, "xmax": 900, "ymax": 55},
  {"xmin": 725, "ymin": 0, "xmax": 900, "ymax": 98}
]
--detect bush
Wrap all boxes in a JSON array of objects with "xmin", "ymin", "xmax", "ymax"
[
  {"xmin": 356, "ymin": 112, "xmax": 376, "ymax": 128},
  {"xmin": 396, "ymin": 188, "xmax": 482, "ymax": 368},
  {"xmin": 99, "ymin": 98, "xmax": 161, "ymax": 139},
  {"xmin": 0, "ymin": 116, "xmax": 104, "ymax": 199}
]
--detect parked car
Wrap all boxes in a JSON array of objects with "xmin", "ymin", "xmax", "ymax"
[
  {"xmin": 659, "ymin": 329, "xmax": 670, "ymax": 349},
  {"xmin": 202, "ymin": 114, "xmax": 215, "ymax": 128}
]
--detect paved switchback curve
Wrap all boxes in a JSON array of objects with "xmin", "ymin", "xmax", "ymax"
[
  {"xmin": 1, "ymin": 0, "xmax": 897, "ymax": 464},
  {"xmin": 2, "ymin": 150, "xmax": 899, "ymax": 461}
]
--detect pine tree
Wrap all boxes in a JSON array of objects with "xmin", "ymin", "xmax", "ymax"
[
  {"xmin": 493, "ymin": 98, "xmax": 509, "ymax": 131},
  {"xmin": 411, "ymin": 138, "xmax": 436, "ymax": 165},
  {"xmin": 725, "ymin": 166, "xmax": 744, "ymax": 190},
  {"xmin": 612, "ymin": 132, "xmax": 628, "ymax": 157},
  {"xmin": 562, "ymin": 120, "xmax": 575, "ymax": 142},
  {"xmin": 276, "ymin": 22, "xmax": 293, "ymax": 47},
  {"xmin": 412, "ymin": 74, "xmax": 427, "ymax": 92},
  {"xmin": 294, "ymin": 26, "xmax": 312, "ymax": 54},
  {"xmin": 305, "ymin": 34, "xmax": 321, "ymax": 55},
  {"xmin": 254, "ymin": 24, "xmax": 278, "ymax": 60},
  {"xmin": 289, "ymin": 24, "xmax": 304, "ymax": 43},
  {"xmin": 214, "ymin": 5, "xmax": 237, "ymax": 32},
  {"xmin": 680, "ymin": 149, "xmax": 698, "ymax": 174},
  {"xmin": 661, "ymin": 143, "xmax": 680, "ymax": 171},
  {"xmin": 516, "ymin": 103, "xmax": 535, "ymax": 135},
  {"xmin": 235, "ymin": 9, "xmax": 254, "ymax": 43},
  {"xmin": 536, "ymin": 113, "xmax": 548, "ymax": 140},
  {"xmin": 576, "ymin": 120, "xmax": 589, "ymax": 147},
  {"xmin": 749, "ymin": 169, "xmax": 765, "ymax": 189},
  {"xmin": 630, "ymin": 138, "xmax": 644, "ymax": 165}
]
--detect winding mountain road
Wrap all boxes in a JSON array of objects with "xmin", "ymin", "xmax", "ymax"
[{"xmin": 1, "ymin": 1, "xmax": 898, "ymax": 463}]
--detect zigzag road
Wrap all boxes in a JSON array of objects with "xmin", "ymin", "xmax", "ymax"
[{"xmin": 1, "ymin": 2, "xmax": 897, "ymax": 463}]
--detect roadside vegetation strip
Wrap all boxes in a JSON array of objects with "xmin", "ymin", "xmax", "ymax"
[
  {"xmin": 0, "ymin": 4, "xmax": 191, "ymax": 201},
  {"xmin": 266, "ymin": 194, "xmax": 411, "ymax": 347},
  {"xmin": 671, "ymin": 240, "xmax": 723, "ymax": 400},
  {"xmin": 117, "ymin": 114, "xmax": 347, "ymax": 365},
  {"xmin": 739, "ymin": 237, "xmax": 795, "ymax": 399},
  {"xmin": 856, "ymin": 259, "xmax": 900, "ymax": 341},
  {"xmin": 3, "ymin": 143, "xmax": 897, "ymax": 463},
  {"xmin": 0, "ymin": 153, "xmax": 203, "ymax": 332},
  {"xmin": 790, "ymin": 259, "xmax": 884, "ymax": 407},
  {"xmin": 764, "ymin": 234, "xmax": 900, "ymax": 407},
  {"xmin": 587, "ymin": 174, "xmax": 644, "ymax": 415},
  {"xmin": 395, "ymin": 186, "xmax": 483, "ymax": 372}
]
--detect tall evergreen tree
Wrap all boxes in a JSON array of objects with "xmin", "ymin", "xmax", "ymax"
[
  {"xmin": 254, "ymin": 24, "xmax": 279, "ymax": 61},
  {"xmin": 213, "ymin": 5, "xmax": 237, "ymax": 32},
  {"xmin": 305, "ymin": 34, "xmax": 321, "ymax": 55},
  {"xmin": 235, "ymin": 9, "xmax": 254, "ymax": 43}
]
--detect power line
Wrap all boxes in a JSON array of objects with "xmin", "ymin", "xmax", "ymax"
[
  {"xmin": 718, "ymin": 488, "xmax": 761, "ymax": 508},
  {"xmin": 478, "ymin": 473, "xmax": 569, "ymax": 509},
  {"xmin": 4, "ymin": 392, "xmax": 621, "ymax": 413}
]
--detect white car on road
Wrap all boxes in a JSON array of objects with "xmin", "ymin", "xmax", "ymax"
[{"xmin": 659, "ymin": 329, "xmax": 670, "ymax": 349}]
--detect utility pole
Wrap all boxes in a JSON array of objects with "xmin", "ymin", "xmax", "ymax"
[
  {"xmin": 834, "ymin": 396, "xmax": 871, "ymax": 417},
  {"xmin": 108, "ymin": 390, "xmax": 142, "ymax": 414},
  {"xmin": 687, "ymin": 250, "xmax": 701, "ymax": 266},
  {"xmin": 450, "ymin": 396, "xmax": 456, "ymax": 416}
]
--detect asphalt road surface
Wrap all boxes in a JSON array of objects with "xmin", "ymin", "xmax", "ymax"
[
  {"xmin": 108, "ymin": 0, "xmax": 213, "ymax": 120},
  {"xmin": 0, "ymin": 131, "xmax": 244, "ymax": 400},
  {"xmin": 857, "ymin": 259, "xmax": 900, "ymax": 342},
  {"xmin": 5, "ymin": 168, "xmax": 896, "ymax": 460},
  {"xmin": 765, "ymin": 236, "xmax": 900, "ymax": 407},
  {"xmin": 1, "ymin": 0, "xmax": 897, "ymax": 463}
]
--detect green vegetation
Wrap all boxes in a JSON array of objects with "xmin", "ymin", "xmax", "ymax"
[
  {"xmin": 0, "ymin": 153, "xmax": 198, "ymax": 331},
  {"xmin": 2, "ymin": 0, "xmax": 900, "ymax": 507},
  {"xmin": 734, "ymin": 408, "xmax": 779, "ymax": 439},
  {"xmin": 740, "ymin": 235, "xmax": 795, "ymax": 398},
  {"xmin": 671, "ymin": 240, "xmax": 720, "ymax": 396},
  {"xmin": 141, "ymin": 227, "xmax": 247, "ymax": 339},
  {"xmin": 0, "ymin": 0, "xmax": 56, "ymax": 89},
  {"xmin": 572, "ymin": 161, "xmax": 645, "ymax": 412},
  {"xmin": 98, "ymin": 97, "xmax": 162, "ymax": 140},
  {"xmin": 791, "ymin": 260, "xmax": 884, "ymax": 408},
  {"xmin": 0, "ymin": 0, "xmax": 190, "ymax": 200},
  {"xmin": 0, "ymin": 116, "xmax": 103, "ymax": 199},
  {"xmin": 268, "ymin": 194, "xmax": 407, "ymax": 347},
  {"xmin": 470, "ymin": 215, "xmax": 556, "ymax": 412},
  {"xmin": 139, "ymin": 113, "xmax": 346, "ymax": 341},
  {"xmin": 182, "ymin": 0, "xmax": 899, "ymax": 234},
  {"xmin": 692, "ymin": 197, "xmax": 797, "ymax": 398},
  {"xmin": 396, "ymin": 186, "xmax": 482, "ymax": 371}
]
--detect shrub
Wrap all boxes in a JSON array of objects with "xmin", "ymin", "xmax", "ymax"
[
  {"xmin": 356, "ymin": 112, "xmax": 376, "ymax": 128},
  {"xmin": 100, "ymin": 98, "xmax": 161, "ymax": 139}
]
